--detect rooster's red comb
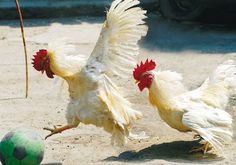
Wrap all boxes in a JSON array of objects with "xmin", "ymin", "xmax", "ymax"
[
  {"xmin": 32, "ymin": 49, "xmax": 55, "ymax": 78},
  {"xmin": 32, "ymin": 49, "xmax": 48, "ymax": 71},
  {"xmin": 133, "ymin": 59, "xmax": 156, "ymax": 81}
]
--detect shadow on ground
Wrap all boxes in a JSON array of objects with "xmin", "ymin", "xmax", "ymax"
[
  {"xmin": 104, "ymin": 140, "xmax": 223, "ymax": 163},
  {"xmin": 41, "ymin": 163, "xmax": 62, "ymax": 165}
]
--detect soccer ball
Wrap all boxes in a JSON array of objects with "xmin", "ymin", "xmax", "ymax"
[{"xmin": 0, "ymin": 128, "xmax": 44, "ymax": 165}]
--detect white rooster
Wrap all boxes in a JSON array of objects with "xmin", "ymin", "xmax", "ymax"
[
  {"xmin": 133, "ymin": 59, "xmax": 235, "ymax": 154},
  {"xmin": 32, "ymin": 0, "xmax": 147, "ymax": 145}
]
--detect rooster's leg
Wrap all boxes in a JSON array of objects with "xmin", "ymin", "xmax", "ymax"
[
  {"xmin": 43, "ymin": 124, "xmax": 78, "ymax": 139},
  {"xmin": 189, "ymin": 142, "xmax": 212, "ymax": 154}
]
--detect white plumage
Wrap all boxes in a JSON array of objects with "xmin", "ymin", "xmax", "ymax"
[
  {"xmin": 42, "ymin": 0, "xmax": 147, "ymax": 145},
  {"xmin": 148, "ymin": 60, "xmax": 235, "ymax": 153}
]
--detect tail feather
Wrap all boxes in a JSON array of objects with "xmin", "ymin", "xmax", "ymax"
[
  {"xmin": 201, "ymin": 60, "xmax": 236, "ymax": 109},
  {"xmin": 211, "ymin": 60, "xmax": 236, "ymax": 92}
]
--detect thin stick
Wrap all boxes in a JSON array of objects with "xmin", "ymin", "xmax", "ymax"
[{"xmin": 15, "ymin": 0, "xmax": 29, "ymax": 98}]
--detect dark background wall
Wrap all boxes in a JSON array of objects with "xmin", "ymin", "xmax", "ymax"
[{"xmin": 0, "ymin": 0, "xmax": 159, "ymax": 19}]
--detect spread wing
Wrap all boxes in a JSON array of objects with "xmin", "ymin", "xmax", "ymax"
[{"xmin": 87, "ymin": 0, "xmax": 148, "ymax": 77}]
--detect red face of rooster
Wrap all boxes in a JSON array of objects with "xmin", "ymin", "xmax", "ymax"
[
  {"xmin": 133, "ymin": 59, "xmax": 156, "ymax": 91},
  {"xmin": 32, "ymin": 49, "xmax": 55, "ymax": 78}
]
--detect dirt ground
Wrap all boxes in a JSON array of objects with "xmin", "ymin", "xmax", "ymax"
[{"xmin": 0, "ymin": 14, "xmax": 236, "ymax": 165}]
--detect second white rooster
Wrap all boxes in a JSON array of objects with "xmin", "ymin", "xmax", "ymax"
[{"xmin": 133, "ymin": 59, "xmax": 235, "ymax": 154}]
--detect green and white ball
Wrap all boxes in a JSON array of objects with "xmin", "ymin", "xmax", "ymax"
[{"xmin": 0, "ymin": 128, "xmax": 44, "ymax": 165}]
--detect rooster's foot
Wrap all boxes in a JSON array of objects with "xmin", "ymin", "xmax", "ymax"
[
  {"xmin": 43, "ymin": 124, "xmax": 76, "ymax": 139},
  {"xmin": 189, "ymin": 142, "xmax": 212, "ymax": 154}
]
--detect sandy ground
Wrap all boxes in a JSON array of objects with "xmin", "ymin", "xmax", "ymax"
[{"xmin": 0, "ymin": 14, "xmax": 236, "ymax": 165}]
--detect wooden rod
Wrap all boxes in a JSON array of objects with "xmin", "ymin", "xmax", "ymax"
[{"xmin": 15, "ymin": 0, "xmax": 29, "ymax": 98}]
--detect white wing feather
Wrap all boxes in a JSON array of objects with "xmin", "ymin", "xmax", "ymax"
[{"xmin": 87, "ymin": 0, "xmax": 148, "ymax": 77}]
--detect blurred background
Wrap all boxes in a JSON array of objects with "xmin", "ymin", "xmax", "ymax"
[
  {"xmin": 0, "ymin": 0, "xmax": 158, "ymax": 19},
  {"xmin": 1, "ymin": 0, "xmax": 236, "ymax": 22}
]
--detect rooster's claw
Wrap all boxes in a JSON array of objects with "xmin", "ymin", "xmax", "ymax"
[
  {"xmin": 43, "ymin": 126, "xmax": 63, "ymax": 139},
  {"xmin": 43, "ymin": 124, "xmax": 77, "ymax": 140}
]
